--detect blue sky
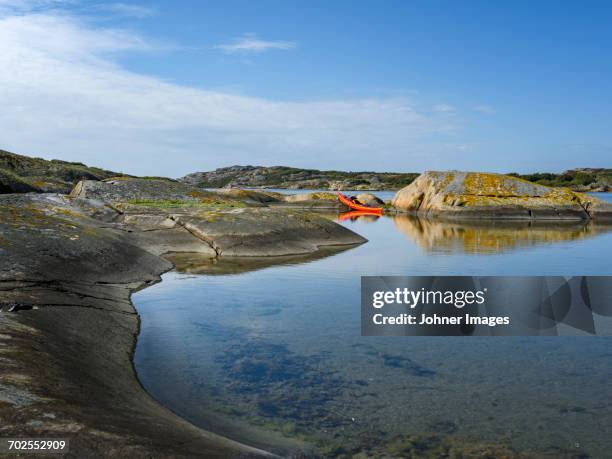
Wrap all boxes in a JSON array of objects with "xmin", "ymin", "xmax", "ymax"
[{"xmin": 0, "ymin": 0, "xmax": 611, "ymax": 176}]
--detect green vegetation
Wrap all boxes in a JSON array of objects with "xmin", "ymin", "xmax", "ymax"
[
  {"xmin": 0, "ymin": 149, "xmax": 127, "ymax": 194},
  {"xmin": 126, "ymin": 199, "xmax": 245, "ymax": 209},
  {"xmin": 508, "ymin": 169, "xmax": 612, "ymax": 190}
]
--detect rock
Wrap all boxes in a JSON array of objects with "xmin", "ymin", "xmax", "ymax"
[
  {"xmin": 214, "ymin": 188, "xmax": 285, "ymax": 204},
  {"xmin": 283, "ymin": 192, "xmax": 337, "ymax": 202},
  {"xmin": 172, "ymin": 207, "xmax": 366, "ymax": 256},
  {"xmin": 277, "ymin": 192, "xmax": 344, "ymax": 210},
  {"xmin": 1, "ymin": 193, "xmax": 365, "ymax": 457},
  {"xmin": 392, "ymin": 171, "xmax": 612, "ymax": 220},
  {"xmin": 0, "ymin": 148, "xmax": 124, "ymax": 194},
  {"xmin": 71, "ymin": 178, "xmax": 208, "ymax": 203},
  {"xmin": 355, "ymin": 193, "xmax": 384, "ymax": 208},
  {"xmin": 180, "ymin": 165, "xmax": 418, "ymax": 191}
]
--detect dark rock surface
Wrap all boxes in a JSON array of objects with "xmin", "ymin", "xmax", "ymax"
[{"xmin": 0, "ymin": 188, "xmax": 366, "ymax": 457}]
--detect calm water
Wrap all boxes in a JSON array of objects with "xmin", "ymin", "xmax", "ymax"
[{"xmin": 134, "ymin": 193, "xmax": 612, "ymax": 458}]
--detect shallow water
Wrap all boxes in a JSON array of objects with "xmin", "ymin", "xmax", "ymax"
[{"xmin": 134, "ymin": 193, "xmax": 612, "ymax": 457}]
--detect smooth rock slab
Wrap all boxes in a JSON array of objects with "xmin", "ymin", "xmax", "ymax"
[{"xmin": 173, "ymin": 207, "xmax": 367, "ymax": 256}]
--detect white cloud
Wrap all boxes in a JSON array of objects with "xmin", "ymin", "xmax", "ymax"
[
  {"xmin": 0, "ymin": 9, "xmax": 458, "ymax": 176},
  {"xmin": 432, "ymin": 104, "xmax": 456, "ymax": 113},
  {"xmin": 95, "ymin": 3, "xmax": 155, "ymax": 18},
  {"xmin": 0, "ymin": 0, "xmax": 73, "ymax": 13},
  {"xmin": 215, "ymin": 33, "xmax": 296, "ymax": 54},
  {"xmin": 473, "ymin": 104, "xmax": 496, "ymax": 115}
]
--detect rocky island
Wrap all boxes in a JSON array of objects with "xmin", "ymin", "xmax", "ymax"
[
  {"xmin": 181, "ymin": 164, "xmax": 612, "ymax": 192},
  {"xmin": 2, "ymin": 150, "xmax": 611, "ymax": 457},
  {"xmin": 391, "ymin": 171, "xmax": 612, "ymax": 220},
  {"xmin": 181, "ymin": 165, "xmax": 418, "ymax": 191}
]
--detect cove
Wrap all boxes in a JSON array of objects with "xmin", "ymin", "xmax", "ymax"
[{"xmin": 133, "ymin": 194, "xmax": 612, "ymax": 457}]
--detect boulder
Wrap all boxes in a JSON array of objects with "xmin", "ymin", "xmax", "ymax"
[
  {"xmin": 355, "ymin": 193, "xmax": 384, "ymax": 208},
  {"xmin": 70, "ymin": 178, "xmax": 208, "ymax": 202},
  {"xmin": 392, "ymin": 171, "xmax": 612, "ymax": 220},
  {"xmin": 275, "ymin": 192, "xmax": 344, "ymax": 210}
]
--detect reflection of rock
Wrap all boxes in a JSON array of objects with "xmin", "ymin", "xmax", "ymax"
[
  {"xmin": 392, "ymin": 171, "xmax": 612, "ymax": 220},
  {"xmin": 393, "ymin": 215, "xmax": 612, "ymax": 253},
  {"xmin": 167, "ymin": 246, "xmax": 357, "ymax": 275}
]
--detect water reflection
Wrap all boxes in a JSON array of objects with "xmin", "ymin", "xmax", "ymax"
[
  {"xmin": 165, "ymin": 245, "xmax": 360, "ymax": 275},
  {"xmin": 135, "ymin": 200, "xmax": 612, "ymax": 458},
  {"xmin": 392, "ymin": 215, "xmax": 612, "ymax": 254}
]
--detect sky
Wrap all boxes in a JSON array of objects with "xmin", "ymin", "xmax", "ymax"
[{"xmin": 0, "ymin": 0, "xmax": 611, "ymax": 177}]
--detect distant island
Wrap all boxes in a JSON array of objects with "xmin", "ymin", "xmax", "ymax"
[
  {"xmin": 180, "ymin": 165, "xmax": 419, "ymax": 191},
  {"xmin": 182, "ymin": 165, "xmax": 612, "ymax": 192},
  {"xmin": 1, "ymin": 148, "xmax": 610, "ymax": 193}
]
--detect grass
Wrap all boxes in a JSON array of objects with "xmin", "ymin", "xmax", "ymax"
[{"xmin": 126, "ymin": 199, "xmax": 246, "ymax": 209}]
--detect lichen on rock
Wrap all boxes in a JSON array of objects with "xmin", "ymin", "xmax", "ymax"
[{"xmin": 392, "ymin": 171, "xmax": 612, "ymax": 220}]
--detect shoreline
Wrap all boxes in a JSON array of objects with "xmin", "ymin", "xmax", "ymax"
[
  {"xmin": 0, "ymin": 191, "xmax": 364, "ymax": 457},
  {"xmin": 2, "ymin": 181, "xmax": 611, "ymax": 457}
]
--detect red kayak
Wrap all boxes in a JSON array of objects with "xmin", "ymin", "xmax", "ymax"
[{"xmin": 336, "ymin": 192, "xmax": 383, "ymax": 213}]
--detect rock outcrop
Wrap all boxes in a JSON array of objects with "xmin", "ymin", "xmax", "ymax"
[
  {"xmin": 0, "ymin": 148, "xmax": 124, "ymax": 194},
  {"xmin": 0, "ymin": 178, "xmax": 367, "ymax": 457},
  {"xmin": 392, "ymin": 171, "xmax": 612, "ymax": 220},
  {"xmin": 0, "ymin": 194, "xmax": 273, "ymax": 457}
]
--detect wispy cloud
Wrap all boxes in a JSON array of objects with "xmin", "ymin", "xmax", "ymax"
[
  {"xmin": 0, "ymin": 9, "xmax": 458, "ymax": 176},
  {"xmin": 215, "ymin": 33, "xmax": 296, "ymax": 54},
  {"xmin": 473, "ymin": 104, "xmax": 496, "ymax": 115},
  {"xmin": 432, "ymin": 104, "xmax": 456, "ymax": 113},
  {"xmin": 95, "ymin": 3, "xmax": 155, "ymax": 18},
  {"xmin": 0, "ymin": 0, "xmax": 73, "ymax": 13}
]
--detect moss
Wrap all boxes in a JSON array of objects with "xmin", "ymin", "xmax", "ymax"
[{"xmin": 126, "ymin": 199, "xmax": 245, "ymax": 209}]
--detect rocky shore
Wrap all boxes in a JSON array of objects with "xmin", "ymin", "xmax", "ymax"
[
  {"xmin": 0, "ymin": 180, "xmax": 366, "ymax": 457},
  {"xmin": 391, "ymin": 171, "xmax": 612, "ymax": 220},
  {"xmin": 2, "ymin": 169, "xmax": 611, "ymax": 457}
]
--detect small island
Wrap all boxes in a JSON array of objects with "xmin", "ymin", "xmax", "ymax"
[{"xmin": 1, "ymin": 149, "xmax": 611, "ymax": 457}]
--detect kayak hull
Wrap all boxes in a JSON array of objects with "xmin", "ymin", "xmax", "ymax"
[{"xmin": 336, "ymin": 192, "xmax": 383, "ymax": 213}]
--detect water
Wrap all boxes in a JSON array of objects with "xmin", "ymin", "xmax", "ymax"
[{"xmin": 134, "ymin": 193, "xmax": 612, "ymax": 457}]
